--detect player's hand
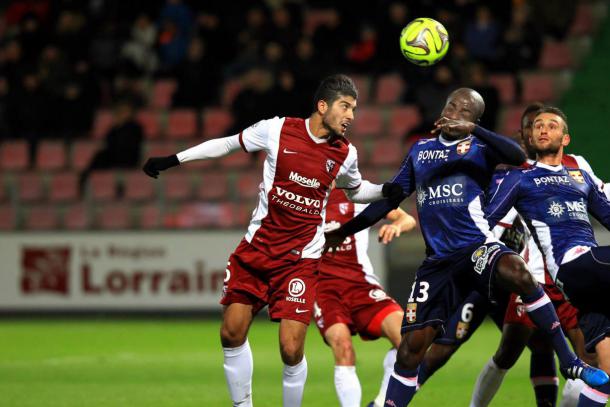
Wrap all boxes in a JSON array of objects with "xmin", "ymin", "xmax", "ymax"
[
  {"xmin": 323, "ymin": 229, "xmax": 345, "ymax": 255},
  {"xmin": 142, "ymin": 155, "xmax": 180, "ymax": 178},
  {"xmin": 431, "ymin": 117, "xmax": 475, "ymax": 137},
  {"xmin": 378, "ymin": 224, "xmax": 401, "ymax": 244},
  {"xmin": 382, "ymin": 182, "xmax": 404, "ymax": 208}
]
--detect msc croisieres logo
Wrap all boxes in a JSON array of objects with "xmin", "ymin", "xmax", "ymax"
[{"xmin": 289, "ymin": 171, "xmax": 321, "ymax": 188}]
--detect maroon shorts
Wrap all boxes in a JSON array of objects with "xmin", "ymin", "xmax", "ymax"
[
  {"xmin": 504, "ymin": 284, "xmax": 579, "ymax": 331},
  {"xmin": 314, "ymin": 274, "xmax": 402, "ymax": 340},
  {"xmin": 220, "ymin": 239, "xmax": 320, "ymax": 324}
]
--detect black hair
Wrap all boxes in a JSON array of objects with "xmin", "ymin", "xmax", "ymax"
[
  {"xmin": 520, "ymin": 102, "xmax": 545, "ymax": 129},
  {"xmin": 312, "ymin": 74, "xmax": 358, "ymax": 112},
  {"xmin": 535, "ymin": 105, "xmax": 569, "ymax": 133}
]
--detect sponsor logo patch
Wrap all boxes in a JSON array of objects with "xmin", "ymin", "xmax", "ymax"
[{"xmin": 21, "ymin": 247, "xmax": 71, "ymax": 295}]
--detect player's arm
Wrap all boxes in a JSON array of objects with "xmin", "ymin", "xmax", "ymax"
[
  {"xmin": 484, "ymin": 170, "xmax": 522, "ymax": 230},
  {"xmin": 584, "ymin": 171, "xmax": 610, "ymax": 229},
  {"xmin": 572, "ymin": 154, "xmax": 610, "ymax": 200},
  {"xmin": 142, "ymin": 118, "xmax": 273, "ymax": 178},
  {"xmin": 378, "ymin": 207, "xmax": 417, "ymax": 244}
]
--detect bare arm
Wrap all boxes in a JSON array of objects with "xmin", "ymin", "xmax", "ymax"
[{"xmin": 378, "ymin": 207, "xmax": 417, "ymax": 244}]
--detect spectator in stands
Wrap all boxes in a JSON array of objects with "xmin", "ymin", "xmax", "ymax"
[
  {"xmin": 292, "ymin": 37, "xmax": 325, "ymax": 94},
  {"xmin": 230, "ymin": 67, "xmax": 276, "ymax": 135},
  {"xmin": 268, "ymin": 5, "xmax": 301, "ymax": 52},
  {"xmin": 501, "ymin": 5, "xmax": 543, "ymax": 72},
  {"xmin": 79, "ymin": 100, "xmax": 143, "ymax": 195},
  {"xmin": 466, "ymin": 63, "xmax": 499, "ymax": 131},
  {"xmin": 312, "ymin": 8, "xmax": 348, "ymax": 67},
  {"xmin": 121, "ymin": 13, "xmax": 159, "ymax": 76},
  {"xmin": 226, "ymin": 6, "xmax": 269, "ymax": 78},
  {"xmin": 17, "ymin": 12, "xmax": 45, "ymax": 65},
  {"xmin": 172, "ymin": 37, "xmax": 220, "ymax": 108},
  {"xmin": 158, "ymin": 0, "xmax": 194, "ymax": 70},
  {"xmin": 346, "ymin": 24, "xmax": 378, "ymax": 73},
  {"xmin": 271, "ymin": 69, "xmax": 309, "ymax": 118},
  {"xmin": 376, "ymin": 1, "xmax": 410, "ymax": 73},
  {"xmin": 411, "ymin": 65, "xmax": 457, "ymax": 129},
  {"xmin": 464, "ymin": 5, "xmax": 501, "ymax": 68},
  {"xmin": 54, "ymin": 9, "xmax": 89, "ymax": 63},
  {"xmin": 530, "ymin": 0, "xmax": 576, "ymax": 41}
]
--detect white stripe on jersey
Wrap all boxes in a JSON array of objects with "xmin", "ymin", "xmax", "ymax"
[
  {"xmin": 353, "ymin": 203, "xmax": 379, "ymax": 285},
  {"xmin": 301, "ymin": 192, "xmax": 332, "ymax": 258},
  {"xmin": 468, "ymin": 195, "xmax": 497, "ymax": 243},
  {"xmin": 530, "ymin": 219, "xmax": 560, "ymax": 280}
]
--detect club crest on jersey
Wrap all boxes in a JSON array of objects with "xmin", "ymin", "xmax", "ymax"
[
  {"xmin": 456, "ymin": 140, "xmax": 471, "ymax": 155},
  {"xmin": 568, "ymin": 170, "xmax": 585, "ymax": 183},
  {"xmin": 406, "ymin": 303, "xmax": 417, "ymax": 323},
  {"xmin": 471, "ymin": 245, "xmax": 500, "ymax": 274},
  {"xmin": 326, "ymin": 159, "xmax": 336, "ymax": 173},
  {"xmin": 339, "ymin": 202, "xmax": 349, "ymax": 215},
  {"xmin": 456, "ymin": 321, "xmax": 469, "ymax": 339}
]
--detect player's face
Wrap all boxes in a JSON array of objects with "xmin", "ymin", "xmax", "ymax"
[
  {"xmin": 532, "ymin": 113, "xmax": 570, "ymax": 155},
  {"xmin": 439, "ymin": 95, "xmax": 478, "ymax": 137},
  {"xmin": 322, "ymin": 96, "xmax": 357, "ymax": 136},
  {"xmin": 520, "ymin": 111, "xmax": 538, "ymax": 158}
]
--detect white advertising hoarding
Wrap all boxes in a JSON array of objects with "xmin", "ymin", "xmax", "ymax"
[{"xmin": 0, "ymin": 231, "xmax": 386, "ymax": 311}]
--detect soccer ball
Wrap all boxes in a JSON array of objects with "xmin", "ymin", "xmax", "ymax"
[{"xmin": 399, "ymin": 17, "xmax": 450, "ymax": 66}]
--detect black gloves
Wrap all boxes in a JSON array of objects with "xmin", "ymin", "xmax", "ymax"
[
  {"xmin": 142, "ymin": 155, "xmax": 180, "ymax": 178},
  {"xmin": 382, "ymin": 182, "xmax": 404, "ymax": 208}
]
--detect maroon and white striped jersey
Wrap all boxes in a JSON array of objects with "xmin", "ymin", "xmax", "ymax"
[{"xmin": 239, "ymin": 117, "xmax": 363, "ymax": 261}]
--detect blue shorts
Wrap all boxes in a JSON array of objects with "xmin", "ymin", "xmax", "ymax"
[
  {"xmin": 556, "ymin": 247, "xmax": 610, "ymax": 352},
  {"xmin": 401, "ymin": 241, "xmax": 515, "ymax": 335}
]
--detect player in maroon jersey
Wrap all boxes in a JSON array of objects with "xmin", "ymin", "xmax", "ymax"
[
  {"xmin": 142, "ymin": 74, "xmax": 403, "ymax": 407},
  {"xmin": 315, "ymin": 188, "xmax": 416, "ymax": 407}
]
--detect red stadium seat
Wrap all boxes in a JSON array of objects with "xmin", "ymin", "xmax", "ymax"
[
  {"xmin": 220, "ymin": 151, "xmax": 251, "ymax": 169},
  {"xmin": 36, "ymin": 141, "xmax": 67, "ymax": 170},
  {"xmin": 539, "ymin": 41, "xmax": 573, "ymax": 70},
  {"xmin": 500, "ymin": 105, "xmax": 527, "ymax": 136},
  {"xmin": 202, "ymin": 108, "xmax": 234, "ymax": 138},
  {"xmin": 71, "ymin": 140, "xmax": 100, "ymax": 170},
  {"xmin": 375, "ymin": 74, "xmax": 405, "ymax": 105},
  {"xmin": 196, "ymin": 172, "xmax": 230, "ymax": 201},
  {"xmin": 368, "ymin": 139, "xmax": 405, "ymax": 167},
  {"xmin": 25, "ymin": 206, "xmax": 59, "ymax": 230},
  {"xmin": 0, "ymin": 141, "xmax": 29, "ymax": 171},
  {"xmin": 173, "ymin": 202, "xmax": 235, "ymax": 228},
  {"xmin": 521, "ymin": 74, "xmax": 555, "ymax": 103},
  {"xmin": 388, "ymin": 105, "xmax": 422, "ymax": 138},
  {"xmin": 350, "ymin": 75, "xmax": 370, "ymax": 104},
  {"xmin": 96, "ymin": 203, "xmax": 131, "ymax": 229},
  {"xmin": 0, "ymin": 205, "xmax": 16, "ymax": 230},
  {"xmin": 48, "ymin": 172, "xmax": 78, "ymax": 203},
  {"xmin": 488, "ymin": 74, "xmax": 516, "ymax": 104},
  {"xmin": 570, "ymin": 4, "xmax": 595, "ymax": 36},
  {"xmin": 144, "ymin": 141, "xmax": 179, "ymax": 157},
  {"xmin": 167, "ymin": 109, "xmax": 197, "ymax": 139},
  {"xmin": 63, "ymin": 203, "xmax": 90, "ymax": 230},
  {"xmin": 350, "ymin": 138, "xmax": 368, "ymax": 165},
  {"xmin": 0, "ymin": 174, "xmax": 7, "ymax": 202},
  {"xmin": 124, "ymin": 170, "xmax": 155, "ymax": 201},
  {"xmin": 351, "ymin": 107, "xmax": 383, "ymax": 138},
  {"xmin": 92, "ymin": 109, "xmax": 114, "ymax": 139},
  {"xmin": 89, "ymin": 171, "xmax": 116, "ymax": 201},
  {"xmin": 235, "ymin": 173, "xmax": 262, "ymax": 200},
  {"xmin": 138, "ymin": 203, "xmax": 162, "ymax": 229},
  {"xmin": 150, "ymin": 79, "xmax": 177, "ymax": 109},
  {"xmin": 163, "ymin": 171, "xmax": 193, "ymax": 201},
  {"xmin": 17, "ymin": 173, "xmax": 45, "ymax": 202},
  {"xmin": 303, "ymin": 9, "xmax": 337, "ymax": 35},
  {"xmin": 221, "ymin": 79, "xmax": 242, "ymax": 107},
  {"xmin": 137, "ymin": 110, "xmax": 161, "ymax": 139}
]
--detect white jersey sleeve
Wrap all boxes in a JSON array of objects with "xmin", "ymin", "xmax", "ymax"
[
  {"xmin": 571, "ymin": 154, "xmax": 610, "ymax": 199},
  {"xmin": 491, "ymin": 207, "xmax": 519, "ymax": 238},
  {"xmin": 335, "ymin": 144, "xmax": 363, "ymax": 190},
  {"xmin": 239, "ymin": 117, "xmax": 282, "ymax": 153}
]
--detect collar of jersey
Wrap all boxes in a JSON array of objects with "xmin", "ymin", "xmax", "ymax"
[
  {"xmin": 438, "ymin": 133, "xmax": 473, "ymax": 146},
  {"xmin": 535, "ymin": 161, "xmax": 563, "ymax": 172},
  {"xmin": 305, "ymin": 118, "xmax": 329, "ymax": 144}
]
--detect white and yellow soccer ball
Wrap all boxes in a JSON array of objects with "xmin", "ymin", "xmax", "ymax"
[{"xmin": 399, "ymin": 17, "xmax": 450, "ymax": 66}]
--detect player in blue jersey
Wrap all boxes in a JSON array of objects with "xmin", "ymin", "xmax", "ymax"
[
  {"xmin": 325, "ymin": 89, "xmax": 609, "ymax": 406},
  {"xmin": 485, "ymin": 106, "xmax": 610, "ymax": 406}
]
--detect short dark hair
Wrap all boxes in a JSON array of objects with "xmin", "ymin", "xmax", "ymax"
[
  {"xmin": 535, "ymin": 105, "xmax": 569, "ymax": 133},
  {"xmin": 313, "ymin": 74, "xmax": 358, "ymax": 111},
  {"xmin": 521, "ymin": 102, "xmax": 544, "ymax": 128}
]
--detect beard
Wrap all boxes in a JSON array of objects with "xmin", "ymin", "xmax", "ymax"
[
  {"xmin": 322, "ymin": 115, "xmax": 339, "ymax": 138},
  {"xmin": 535, "ymin": 142, "xmax": 561, "ymax": 156}
]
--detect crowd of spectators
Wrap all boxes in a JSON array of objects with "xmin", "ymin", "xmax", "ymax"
[{"xmin": 0, "ymin": 0, "xmax": 579, "ymax": 161}]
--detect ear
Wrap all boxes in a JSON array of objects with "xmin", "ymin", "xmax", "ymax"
[
  {"xmin": 562, "ymin": 133, "xmax": 571, "ymax": 147},
  {"xmin": 317, "ymin": 100, "xmax": 328, "ymax": 115}
]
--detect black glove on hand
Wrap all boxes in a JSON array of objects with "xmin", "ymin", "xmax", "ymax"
[
  {"xmin": 142, "ymin": 155, "xmax": 180, "ymax": 178},
  {"xmin": 382, "ymin": 182, "xmax": 404, "ymax": 208}
]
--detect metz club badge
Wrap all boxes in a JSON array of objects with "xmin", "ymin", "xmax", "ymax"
[{"xmin": 326, "ymin": 159, "xmax": 336, "ymax": 173}]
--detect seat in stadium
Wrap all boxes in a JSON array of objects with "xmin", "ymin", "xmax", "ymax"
[
  {"xmin": 71, "ymin": 140, "xmax": 100, "ymax": 170},
  {"xmin": 500, "ymin": 105, "xmax": 527, "ymax": 136},
  {"xmin": 137, "ymin": 110, "xmax": 161, "ymax": 139},
  {"xmin": 196, "ymin": 172, "xmax": 230, "ymax": 201},
  {"xmin": 350, "ymin": 75, "xmax": 370, "ymax": 104},
  {"xmin": 163, "ymin": 171, "xmax": 192, "ymax": 201},
  {"xmin": 0, "ymin": 205, "xmax": 16, "ymax": 230},
  {"xmin": 570, "ymin": 3, "xmax": 594, "ymax": 35},
  {"xmin": 235, "ymin": 173, "xmax": 262, "ymax": 200},
  {"xmin": 174, "ymin": 202, "xmax": 234, "ymax": 228},
  {"xmin": 18, "ymin": 173, "xmax": 45, "ymax": 202},
  {"xmin": 539, "ymin": 41, "xmax": 573, "ymax": 70},
  {"xmin": 0, "ymin": 140, "xmax": 29, "ymax": 171},
  {"xmin": 488, "ymin": 74, "xmax": 516, "ymax": 104},
  {"xmin": 220, "ymin": 151, "xmax": 251, "ymax": 169},
  {"xmin": 89, "ymin": 171, "xmax": 117, "ymax": 201},
  {"xmin": 388, "ymin": 105, "xmax": 422, "ymax": 138},
  {"xmin": 25, "ymin": 206, "xmax": 59, "ymax": 230},
  {"xmin": 521, "ymin": 74, "xmax": 555, "ymax": 103},
  {"xmin": 368, "ymin": 139, "xmax": 406, "ymax": 167},
  {"xmin": 167, "ymin": 109, "xmax": 197, "ymax": 140},
  {"xmin": 374, "ymin": 74, "xmax": 405, "ymax": 105},
  {"xmin": 0, "ymin": 175, "xmax": 6, "ymax": 202},
  {"xmin": 63, "ymin": 203, "xmax": 90, "ymax": 230},
  {"xmin": 202, "ymin": 108, "xmax": 234, "ymax": 138},
  {"xmin": 96, "ymin": 203, "xmax": 131, "ymax": 229},
  {"xmin": 92, "ymin": 109, "xmax": 114, "ymax": 139},
  {"xmin": 151, "ymin": 79, "xmax": 177, "ymax": 109},
  {"xmin": 138, "ymin": 203, "xmax": 162, "ymax": 229},
  {"xmin": 36, "ymin": 141, "xmax": 67, "ymax": 171},
  {"xmin": 48, "ymin": 172, "xmax": 78, "ymax": 203},
  {"xmin": 351, "ymin": 107, "xmax": 383, "ymax": 138},
  {"xmin": 124, "ymin": 170, "xmax": 155, "ymax": 201},
  {"xmin": 221, "ymin": 79, "xmax": 242, "ymax": 107}
]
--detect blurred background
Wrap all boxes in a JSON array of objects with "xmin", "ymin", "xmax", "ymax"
[{"xmin": 0, "ymin": 0, "xmax": 608, "ymax": 311}]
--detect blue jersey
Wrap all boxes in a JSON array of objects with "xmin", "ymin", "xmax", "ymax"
[
  {"xmin": 392, "ymin": 135, "xmax": 502, "ymax": 258},
  {"xmin": 486, "ymin": 162, "xmax": 610, "ymax": 279}
]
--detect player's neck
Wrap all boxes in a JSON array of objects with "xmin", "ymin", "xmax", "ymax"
[
  {"xmin": 308, "ymin": 114, "xmax": 331, "ymax": 139},
  {"xmin": 536, "ymin": 152, "xmax": 563, "ymax": 166}
]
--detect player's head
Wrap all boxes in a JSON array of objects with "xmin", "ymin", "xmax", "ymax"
[
  {"xmin": 531, "ymin": 106, "xmax": 570, "ymax": 157},
  {"xmin": 438, "ymin": 88, "xmax": 485, "ymax": 137},
  {"xmin": 313, "ymin": 74, "xmax": 358, "ymax": 137},
  {"xmin": 519, "ymin": 102, "xmax": 544, "ymax": 159}
]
